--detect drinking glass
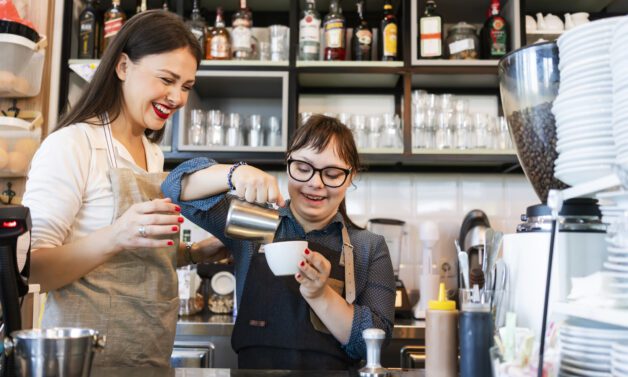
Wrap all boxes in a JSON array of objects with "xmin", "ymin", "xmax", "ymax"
[
  {"xmin": 351, "ymin": 114, "xmax": 368, "ymax": 149},
  {"xmin": 226, "ymin": 113, "xmax": 242, "ymax": 147},
  {"xmin": 269, "ymin": 25, "xmax": 289, "ymax": 61},
  {"xmin": 188, "ymin": 109, "xmax": 205, "ymax": 146},
  {"xmin": 248, "ymin": 114, "xmax": 263, "ymax": 147},
  {"xmin": 266, "ymin": 116, "xmax": 282, "ymax": 147},
  {"xmin": 206, "ymin": 109, "xmax": 224, "ymax": 146},
  {"xmin": 473, "ymin": 113, "xmax": 489, "ymax": 149}
]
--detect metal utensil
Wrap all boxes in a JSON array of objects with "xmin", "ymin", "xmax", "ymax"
[
  {"xmin": 224, "ymin": 196, "xmax": 280, "ymax": 244},
  {"xmin": 458, "ymin": 251, "xmax": 470, "ymax": 289},
  {"xmin": 486, "ymin": 230, "xmax": 503, "ymax": 289}
]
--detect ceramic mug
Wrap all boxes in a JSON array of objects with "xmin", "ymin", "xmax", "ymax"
[
  {"xmin": 526, "ymin": 15, "xmax": 537, "ymax": 32},
  {"xmin": 565, "ymin": 12, "xmax": 590, "ymax": 30},
  {"xmin": 536, "ymin": 12, "xmax": 564, "ymax": 32}
]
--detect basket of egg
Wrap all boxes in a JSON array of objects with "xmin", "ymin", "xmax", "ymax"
[{"xmin": 0, "ymin": 110, "xmax": 42, "ymax": 177}]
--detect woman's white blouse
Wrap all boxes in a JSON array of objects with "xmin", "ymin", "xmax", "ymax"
[{"xmin": 22, "ymin": 123, "xmax": 164, "ymax": 250}]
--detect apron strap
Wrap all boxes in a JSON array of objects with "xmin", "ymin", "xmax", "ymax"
[
  {"xmin": 339, "ymin": 225, "xmax": 356, "ymax": 304},
  {"xmin": 102, "ymin": 112, "xmax": 118, "ymax": 169}
]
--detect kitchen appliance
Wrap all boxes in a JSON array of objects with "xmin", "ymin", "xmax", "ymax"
[
  {"xmin": 367, "ymin": 218, "xmax": 412, "ymax": 319},
  {"xmin": 0, "ymin": 205, "xmax": 31, "ymax": 377},
  {"xmin": 502, "ymin": 199, "xmax": 606, "ymax": 337},
  {"xmin": 498, "ymin": 42, "xmax": 607, "ymax": 345}
]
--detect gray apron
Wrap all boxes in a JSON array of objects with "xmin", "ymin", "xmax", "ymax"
[{"xmin": 42, "ymin": 121, "xmax": 179, "ymax": 367}]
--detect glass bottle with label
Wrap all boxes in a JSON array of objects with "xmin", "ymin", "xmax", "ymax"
[
  {"xmin": 481, "ymin": 0, "xmax": 508, "ymax": 59},
  {"xmin": 135, "ymin": 0, "xmax": 147, "ymax": 14},
  {"xmin": 206, "ymin": 6, "xmax": 231, "ymax": 60},
  {"xmin": 380, "ymin": 0, "xmax": 397, "ymax": 61},
  {"xmin": 232, "ymin": 0, "xmax": 253, "ymax": 60},
  {"xmin": 186, "ymin": 0, "xmax": 207, "ymax": 58},
  {"xmin": 299, "ymin": 0, "xmax": 321, "ymax": 61},
  {"xmin": 103, "ymin": 0, "xmax": 126, "ymax": 54},
  {"xmin": 78, "ymin": 0, "xmax": 100, "ymax": 59},
  {"xmin": 323, "ymin": 0, "xmax": 345, "ymax": 61},
  {"xmin": 352, "ymin": 0, "xmax": 372, "ymax": 61},
  {"xmin": 419, "ymin": 0, "xmax": 442, "ymax": 59}
]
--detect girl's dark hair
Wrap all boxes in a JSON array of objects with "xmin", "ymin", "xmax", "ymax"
[
  {"xmin": 287, "ymin": 114, "xmax": 363, "ymax": 230},
  {"xmin": 57, "ymin": 10, "xmax": 202, "ymax": 143}
]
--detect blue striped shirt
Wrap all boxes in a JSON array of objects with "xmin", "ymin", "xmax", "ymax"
[{"xmin": 162, "ymin": 158, "xmax": 396, "ymax": 360}]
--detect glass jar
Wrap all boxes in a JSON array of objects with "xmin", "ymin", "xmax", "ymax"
[{"xmin": 446, "ymin": 22, "xmax": 479, "ymax": 60}]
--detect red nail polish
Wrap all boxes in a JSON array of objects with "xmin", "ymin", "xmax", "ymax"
[
  {"xmin": 167, "ymin": 241, "xmax": 174, "ymax": 246},
  {"xmin": 296, "ymin": 273, "xmax": 301, "ymax": 279},
  {"xmin": 172, "ymin": 226, "xmax": 178, "ymax": 231},
  {"xmin": 178, "ymin": 217, "xmax": 184, "ymax": 223},
  {"xmin": 174, "ymin": 205, "xmax": 181, "ymax": 212},
  {"xmin": 300, "ymin": 261, "xmax": 305, "ymax": 267},
  {"xmin": 305, "ymin": 248, "xmax": 310, "ymax": 255}
]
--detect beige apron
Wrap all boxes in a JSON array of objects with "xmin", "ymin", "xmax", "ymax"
[{"xmin": 42, "ymin": 121, "xmax": 179, "ymax": 367}]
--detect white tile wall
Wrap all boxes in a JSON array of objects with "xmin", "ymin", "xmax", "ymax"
[{"xmin": 181, "ymin": 172, "xmax": 539, "ymax": 294}]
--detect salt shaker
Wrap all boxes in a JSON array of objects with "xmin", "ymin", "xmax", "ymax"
[{"xmin": 359, "ymin": 328, "xmax": 389, "ymax": 377}]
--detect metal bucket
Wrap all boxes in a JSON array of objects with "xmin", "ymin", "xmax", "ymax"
[{"xmin": 7, "ymin": 327, "xmax": 105, "ymax": 377}]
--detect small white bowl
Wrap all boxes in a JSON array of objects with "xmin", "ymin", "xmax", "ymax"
[{"xmin": 264, "ymin": 240, "xmax": 308, "ymax": 276}]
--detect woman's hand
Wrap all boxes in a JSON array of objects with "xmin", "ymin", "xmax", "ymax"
[
  {"xmin": 231, "ymin": 165, "xmax": 286, "ymax": 207},
  {"xmin": 111, "ymin": 198, "xmax": 182, "ymax": 253},
  {"xmin": 192, "ymin": 236, "xmax": 230, "ymax": 263},
  {"xmin": 295, "ymin": 248, "xmax": 332, "ymax": 300}
]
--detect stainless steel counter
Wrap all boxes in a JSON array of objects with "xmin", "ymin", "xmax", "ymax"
[
  {"xmin": 93, "ymin": 367, "xmax": 426, "ymax": 377},
  {"xmin": 175, "ymin": 314, "xmax": 425, "ymax": 369},
  {"xmin": 177, "ymin": 314, "xmax": 425, "ymax": 340}
]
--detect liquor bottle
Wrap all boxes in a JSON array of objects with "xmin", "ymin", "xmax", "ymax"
[
  {"xmin": 352, "ymin": 0, "xmax": 371, "ymax": 61},
  {"xmin": 419, "ymin": 0, "xmax": 442, "ymax": 58},
  {"xmin": 232, "ymin": 0, "xmax": 253, "ymax": 60},
  {"xmin": 186, "ymin": 0, "xmax": 207, "ymax": 57},
  {"xmin": 103, "ymin": 0, "xmax": 126, "ymax": 54},
  {"xmin": 380, "ymin": 0, "xmax": 397, "ymax": 61},
  {"xmin": 78, "ymin": 0, "xmax": 100, "ymax": 59},
  {"xmin": 481, "ymin": 0, "xmax": 508, "ymax": 59},
  {"xmin": 323, "ymin": 0, "xmax": 345, "ymax": 61},
  {"xmin": 206, "ymin": 7, "xmax": 231, "ymax": 60},
  {"xmin": 299, "ymin": 0, "xmax": 321, "ymax": 61},
  {"xmin": 136, "ymin": 0, "xmax": 147, "ymax": 14}
]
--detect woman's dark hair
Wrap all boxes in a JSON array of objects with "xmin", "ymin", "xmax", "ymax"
[
  {"xmin": 287, "ymin": 114, "xmax": 363, "ymax": 230},
  {"xmin": 57, "ymin": 10, "xmax": 202, "ymax": 143}
]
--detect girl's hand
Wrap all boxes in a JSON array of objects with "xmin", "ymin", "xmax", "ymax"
[
  {"xmin": 231, "ymin": 165, "xmax": 286, "ymax": 207},
  {"xmin": 193, "ymin": 236, "xmax": 230, "ymax": 263},
  {"xmin": 111, "ymin": 198, "xmax": 182, "ymax": 252},
  {"xmin": 295, "ymin": 248, "xmax": 332, "ymax": 300}
]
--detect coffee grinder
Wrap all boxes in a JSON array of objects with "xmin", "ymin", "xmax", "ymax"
[
  {"xmin": 0, "ymin": 205, "xmax": 32, "ymax": 377},
  {"xmin": 498, "ymin": 42, "xmax": 607, "ymax": 337},
  {"xmin": 367, "ymin": 218, "xmax": 413, "ymax": 319}
]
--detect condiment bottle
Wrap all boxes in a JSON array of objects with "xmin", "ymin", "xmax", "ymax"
[
  {"xmin": 459, "ymin": 287, "xmax": 493, "ymax": 377},
  {"xmin": 425, "ymin": 283, "xmax": 457, "ymax": 377}
]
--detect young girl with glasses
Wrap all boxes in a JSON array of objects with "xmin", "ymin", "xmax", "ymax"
[{"xmin": 162, "ymin": 114, "xmax": 395, "ymax": 370}]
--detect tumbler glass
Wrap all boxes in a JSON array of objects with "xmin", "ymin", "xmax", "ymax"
[{"xmin": 188, "ymin": 109, "xmax": 205, "ymax": 146}]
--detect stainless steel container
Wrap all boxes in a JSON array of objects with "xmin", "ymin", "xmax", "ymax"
[
  {"xmin": 8, "ymin": 327, "xmax": 105, "ymax": 377},
  {"xmin": 224, "ymin": 197, "xmax": 280, "ymax": 243}
]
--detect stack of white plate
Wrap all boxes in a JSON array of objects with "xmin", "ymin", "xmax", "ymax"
[
  {"xmin": 559, "ymin": 320, "xmax": 628, "ymax": 377},
  {"xmin": 611, "ymin": 17, "xmax": 628, "ymax": 166},
  {"xmin": 553, "ymin": 17, "xmax": 623, "ymax": 186},
  {"xmin": 613, "ymin": 342, "xmax": 628, "ymax": 376}
]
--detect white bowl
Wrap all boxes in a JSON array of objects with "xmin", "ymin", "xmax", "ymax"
[{"xmin": 264, "ymin": 240, "xmax": 308, "ymax": 276}]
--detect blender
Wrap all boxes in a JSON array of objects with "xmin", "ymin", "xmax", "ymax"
[
  {"xmin": 0, "ymin": 205, "xmax": 32, "ymax": 377},
  {"xmin": 367, "ymin": 218, "xmax": 413, "ymax": 319},
  {"xmin": 498, "ymin": 42, "xmax": 607, "ymax": 338}
]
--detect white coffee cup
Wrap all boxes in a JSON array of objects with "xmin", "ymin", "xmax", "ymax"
[{"xmin": 264, "ymin": 240, "xmax": 308, "ymax": 276}]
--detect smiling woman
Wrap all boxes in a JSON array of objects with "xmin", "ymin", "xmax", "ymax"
[
  {"xmin": 162, "ymin": 115, "xmax": 396, "ymax": 371},
  {"xmin": 22, "ymin": 10, "xmax": 230, "ymax": 368}
]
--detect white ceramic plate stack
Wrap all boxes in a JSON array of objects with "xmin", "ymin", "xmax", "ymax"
[
  {"xmin": 595, "ymin": 191, "xmax": 628, "ymax": 303},
  {"xmin": 552, "ymin": 17, "xmax": 623, "ymax": 186},
  {"xmin": 611, "ymin": 16, "xmax": 628, "ymax": 166},
  {"xmin": 559, "ymin": 320, "xmax": 628, "ymax": 377},
  {"xmin": 613, "ymin": 342, "xmax": 628, "ymax": 377}
]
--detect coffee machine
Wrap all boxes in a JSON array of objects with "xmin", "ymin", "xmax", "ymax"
[
  {"xmin": 0, "ymin": 205, "xmax": 32, "ymax": 377},
  {"xmin": 367, "ymin": 218, "xmax": 413, "ymax": 319}
]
